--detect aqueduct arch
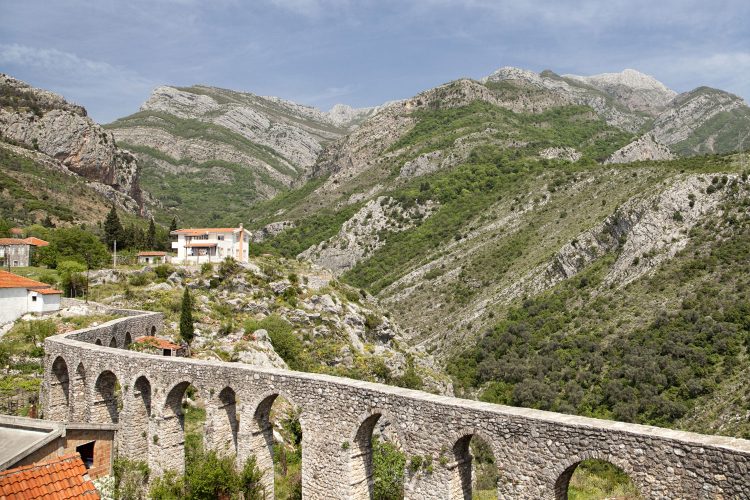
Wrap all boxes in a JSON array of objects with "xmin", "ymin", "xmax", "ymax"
[
  {"xmin": 553, "ymin": 452, "xmax": 642, "ymax": 500},
  {"xmin": 205, "ymin": 386, "xmax": 240, "ymax": 457},
  {"xmin": 47, "ymin": 356, "xmax": 69, "ymax": 421},
  {"xmin": 41, "ymin": 310, "xmax": 750, "ymax": 498},
  {"xmin": 448, "ymin": 431, "xmax": 498, "ymax": 500},
  {"xmin": 92, "ymin": 370, "xmax": 121, "ymax": 424}
]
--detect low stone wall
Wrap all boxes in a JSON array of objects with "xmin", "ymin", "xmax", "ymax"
[{"xmin": 42, "ymin": 312, "xmax": 750, "ymax": 499}]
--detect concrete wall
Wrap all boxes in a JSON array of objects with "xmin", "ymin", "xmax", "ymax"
[
  {"xmin": 0, "ymin": 287, "xmax": 30, "ymax": 324},
  {"xmin": 42, "ymin": 312, "xmax": 750, "ymax": 499}
]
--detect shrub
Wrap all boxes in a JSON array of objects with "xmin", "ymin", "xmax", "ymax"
[{"xmin": 113, "ymin": 458, "xmax": 150, "ymax": 500}]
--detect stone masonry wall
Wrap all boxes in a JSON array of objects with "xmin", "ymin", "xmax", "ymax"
[{"xmin": 42, "ymin": 312, "xmax": 750, "ymax": 499}]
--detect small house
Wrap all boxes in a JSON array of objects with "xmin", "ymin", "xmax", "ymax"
[
  {"xmin": 137, "ymin": 251, "xmax": 168, "ymax": 265},
  {"xmin": 0, "ymin": 270, "xmax": 62, "ymax": 325},
  {"xmin": 0, "ymin": 237, "xmax": 49, "ymax": 268},
  {"xmin": 134, "ymin": 336, "xmax": 187, "ymax": 357}
]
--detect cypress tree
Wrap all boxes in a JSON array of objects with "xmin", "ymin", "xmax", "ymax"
[
  {"xmin": 103, "ymin": 205, "xmax": 123, "ymax": 249},
  {"xmin": 147, "ymin": 218, "xmax": 156, "ymax": 249},
  {"xmin": 180, "ymin": 287, "xmax": 194, "ymax": 345},
  {"xmin": 169, "ymin": 216, "xmax": 178, "ymax": 233}
]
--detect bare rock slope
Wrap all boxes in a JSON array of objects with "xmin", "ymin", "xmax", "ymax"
[{"xmin": 0, "ymin": 74, "xmax": 143, "ymax": 210}]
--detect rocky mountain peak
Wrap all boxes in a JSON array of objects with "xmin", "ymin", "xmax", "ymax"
[
  {"xmin": 0, "ymin": 74, "xmax": 143, "ymax": 211},
  {"xmin": 565, "ymin": 69, "xmax": 674, "ymax": 93}
]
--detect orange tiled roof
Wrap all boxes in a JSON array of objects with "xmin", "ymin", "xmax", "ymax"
[
  {"xmin": 137, "ymin": 251, "xmax": 167, "ymax": 256},
  {"xmin": 136, "ymin": 336, "xmax": 182, "ymax": 350},
  {"xmin": 0, "ymin": 452, "xmax": 100, "ymax": 499},
  {"xmin": 0, "ymin": 270, "xmax": 55, "ymax": 290},
  {"xmin": 0, "ymin": 237, "xmax": 49, "ymax": 247},
  {"xmin": 171, "ymin": 227, "xmax": 239, "ymax": 235},
  {"xmin": 23, "ymin": 237, "xmax": 49, "ymax": 247},
  {"xmin": 36, "ymin": 288, "xmax": 62, "ymax": 295}
]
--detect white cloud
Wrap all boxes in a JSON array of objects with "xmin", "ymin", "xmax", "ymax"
[{"xmin": 0, "ymin": 43, "xmax": 157, "ymax": 119}]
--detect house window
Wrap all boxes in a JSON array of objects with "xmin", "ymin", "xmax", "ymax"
[
  {"xmin": 217, "ymin": 235, "xmax": 224, "ymax": 241},
  {"xmin": 31, "ymin": 295, "xmax": 37, "ymax": 302},
  {"xmin": 76, "ymin": 441, "xmax": 95, "ymax": 469}
]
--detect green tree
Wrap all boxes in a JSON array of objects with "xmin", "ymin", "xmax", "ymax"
[
  {"xmin": 37, "ymin": 227, "xmax": 109, "ymax": 269},
  {"xmin": 147, "ymin": 218, "xmax": 156, "ymax": 249},
  {"xmin": 57, "ymin": 260, "xmax": 87, "ymax": 297},
  {"xmin": 180, "ymin": 287, "xmax": 195, "ymax": 345},
  {"xmin": 169, "ymin": 216, "xmax": 178, "ymax": 233},
  {"xmin": 103, "ymin": 205, "xmax": 124, "ymax": 249}
]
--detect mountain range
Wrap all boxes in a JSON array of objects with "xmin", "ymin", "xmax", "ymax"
[{"xmin": 2, "ymin": 66, "xmax": 750, "ymax": 437}]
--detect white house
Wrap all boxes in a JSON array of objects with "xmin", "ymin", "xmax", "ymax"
[
  {"xmin": 170, "ymin": 225, "xmax": 251, "ymax": 264},
  {"xmin": 137, "ymin": 251, "xmax": 169, "ymax": 265},
  {"xmin": 0, "ymin": 270, "xmax": 62, "ymax": 325}
]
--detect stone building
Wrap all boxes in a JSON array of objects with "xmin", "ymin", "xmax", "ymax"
[{"xmin": 0, "ymin": 237, "xmax": 49, "ymax": 267}]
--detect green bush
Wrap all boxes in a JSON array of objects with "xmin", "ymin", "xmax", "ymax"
[{"xmin": 372, "ymin": 437, "xmax": 405, "ymax": 500}]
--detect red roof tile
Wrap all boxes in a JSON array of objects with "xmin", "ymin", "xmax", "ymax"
[
  {"xmin": 0, "ymin": 237, "xmax": 48, "ymax": 246},
  {"xmin": 0, "ymin": 270, "xmax": 55, "ymax": 291},
  {"xmin": 0, "ymin": 453, "xmax": 100, "ymax": 499},
  {"xmin": 137, "ymin": 251, "xmax": 167, "ymax": 256},
  {"xmin": 135, "ymin": 336, "xmax": 182, "ymax": 350},
  {"xmin": 36, "ymin": 288, "xmax": 62, "ymax": 295}
]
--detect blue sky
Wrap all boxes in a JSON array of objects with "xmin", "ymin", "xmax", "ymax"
[{"xmin": 1, "ymin": 0, "xmax": 749, "ymax": 123}]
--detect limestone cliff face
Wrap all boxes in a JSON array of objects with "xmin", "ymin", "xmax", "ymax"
[
  {"xmin": 651, "ymin": 87, "xmax": 750, "ymax": 155},
  {"xmin": 605, "ymin": 134, "xmax": 675, "ymax": 164},
  {"xmin": 0, "ymin": 74, "xmax": 142, "ymax": 209},
  {"xmin": 108, "ymin": 84, "xmax": 376, "ymax": 223}
]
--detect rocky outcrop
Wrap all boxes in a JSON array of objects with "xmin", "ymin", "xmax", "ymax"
[
  {"xmin": 563, "ymin": 68, "xmax": 677, "ymax": 114},
  {"xmin": 539, "ymin": 147, "xmax": 582, "ymax": 162},
  {"xmin": 0, "ymin": 74, "xmax": 143, "ymax": 209},
  {"xmin": 604, "ymin": 135, "xmax": 675, "ymax": 164},
  {"xmin": 651, "ymin": 87, "xmax": 750, "ymax": 155},
  {"xmin": 483, "ymin": 67, "xmax": 652, "ymax": 132},
  {"xmin": 299, "ymin": 197, "xmax": 436, "ymax": 275},
  {"xmin": 252, "ymin": 220, "xmax": 296, "ymax": 243}
]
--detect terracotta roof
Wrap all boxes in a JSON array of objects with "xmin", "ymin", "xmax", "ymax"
[
  {"xmin": 137, "ymin": 251, "xmax": 167, "ymax": 256},
  {"xmin": 172, "ymin": 228, "xmax": 239, "ymax": 235},
  {"xmin": 0, "ymin": 237, "xmax": 49, "ymax": 247},
  {"xmin": 0, "ymin": 270, "xmax": 55, "ymax": 291},
  {"xmin": 23, "ymin": 237, "xmax": 49, "ymax": 247},
  {"xmin": 35, "ymin": 288, "xmax": 62, "ymax": 295},
  {"xmin": 136, "ymin": 336, "xmax": 182, "ymax": 350},
  {"xmin": 0, "ymin": 452, "xmax": 100, "ymax": 499}
]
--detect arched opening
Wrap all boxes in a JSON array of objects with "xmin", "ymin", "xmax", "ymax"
[
  {"xmin": 250, "ymin": 394, "xmax": 302, "ymax": 498},
  {"xmin": 92, "ymin": 370, "xmax": 121, "ymax": 423},
  {"xmin": 449, "ymin": 434, "xmax": 498, "ymax": 499},
  {"xmin": 206, "ymin": 387, "xmax": 239, "ymax": 457},
  {"xmin": 124, "ymin": 332, "xmax": 133, "ymax": 349},
  {"xmin": 95, "ymin": 339, "xmax": 102, "ymax": 346},
  {"xmin": 349, "ymin": 412, "xmax": 404, "ymax": 500},
  {"xmin": 70, "ymin": 363, "xmax": 87, "ymax": 421},
  {"xmin": 129, "ymin": 376, "xmax": 152, "ymax": 458},
  {"xmin": 151, "ymin": 325, "xmax": 156, "ymax": 335},
  {"xmin": 556, "ymin": 459, "xmax": 642, "ymax": 500},
  {"xmin": 109, "ymin": 337, "xmax": 118, "ymax": 348},
  {"xmin": 158, "ymin": 381, "xmax": 205, "ymax": 475},
  {"xmin": 47, "ymin": 356, "xmax": 70, "ymax": 421}
]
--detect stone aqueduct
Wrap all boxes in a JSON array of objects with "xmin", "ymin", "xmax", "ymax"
[{"xmin": 41, "ymin": 309, "xmax": 750, "ymax": 499}]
